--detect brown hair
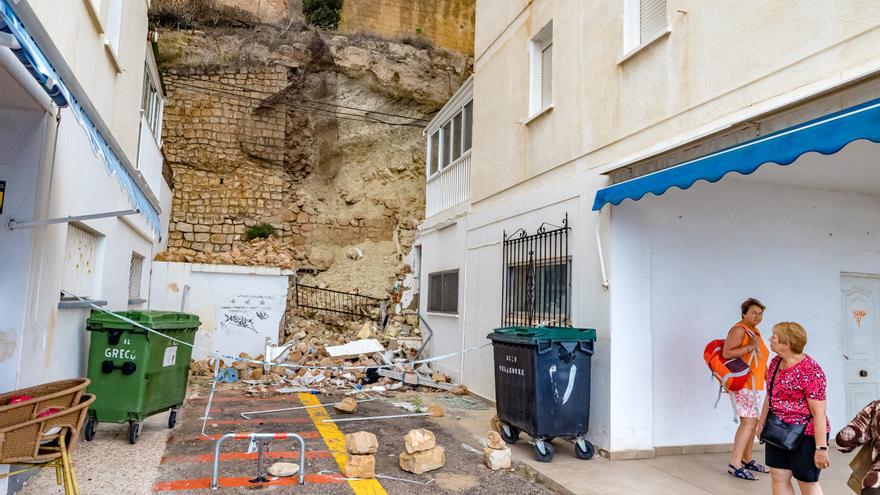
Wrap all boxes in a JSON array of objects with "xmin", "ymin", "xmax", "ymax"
[
  {"xmin": 741, "ymin": 298, "xmax": 766, "ymax": 316},
  {"xmin": 772, "ymin": 322, "xmax": 808, "ymax": 354}
]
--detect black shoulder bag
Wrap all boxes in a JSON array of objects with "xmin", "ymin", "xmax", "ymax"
[{"xmin": 759, "ymin": 360, "xmax": 809, "ymax": 450}]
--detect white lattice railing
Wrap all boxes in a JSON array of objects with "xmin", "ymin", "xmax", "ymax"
[{"xmin": 426, "ymin": 151, "xmax": 471, "ymax": 218}]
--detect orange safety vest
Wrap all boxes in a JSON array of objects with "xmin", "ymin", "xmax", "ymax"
[{"xmin": 735, "ymin": 322, "xmax": 768, "ymax": 391}]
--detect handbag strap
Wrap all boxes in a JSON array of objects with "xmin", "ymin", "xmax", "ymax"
[{"xmin": 767, "ymin": 357, "xmax": 814, "ymax": 425}]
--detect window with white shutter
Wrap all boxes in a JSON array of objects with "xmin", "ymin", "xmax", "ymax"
[
  {"xmin": 129, "ymin": 253, "xmax": 144, "ymax": 300},
  {"xmin": 61, "ymin": 224, "xmax": 102, "ymax": 299},
  {"xmin": 528, "ymin": 21, "xmax": 553, "ymax": 117},
  {"xmin": 624, "ymin": 0, "xmax": 668, "ymax": 54}
]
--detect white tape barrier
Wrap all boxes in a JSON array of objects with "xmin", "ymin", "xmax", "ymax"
[{"xmin": 63, "ymin": 291, "xmax": 491, "ymax": 372}]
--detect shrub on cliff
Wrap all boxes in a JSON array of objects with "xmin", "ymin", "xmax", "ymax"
[
  {"xmin": 302, "ymin": 0, "xmax": 342, "ymax": 29},
  {"xmin": 244, "ymin": 223, "xmax": 277, "ymax": 241}
]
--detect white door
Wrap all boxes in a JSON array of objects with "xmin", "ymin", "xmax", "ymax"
[{"xmin": 842, "ymin": 274, "xmax": 880, "ymax": 420}]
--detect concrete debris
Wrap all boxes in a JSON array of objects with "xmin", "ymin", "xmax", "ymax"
[
  {"xmin": 486, "ymin": 431, "xmax": 505, "ymax": 450},
  {"xmin": 399, "ymin": 446, "xmax": 445, "ymax": 475},
  {"xmin": 326, "ymin": 339, "xmax": 385, "ymax": 357},
  {"xmin": 334, "ymin": 397, "xmax": 358, "ymax": 413},
  {"xmin": 267, "ymin": 462, "xmax": 300, "ymax": 477},
  {"xmin": 356, "ymin": 322, "xmax": 372, "ymax": 339},
  {"xmin": 345, "ymin": 431, "xmax": 378, "ymax": 455},
  {"xmin": 483, "ymin": 447, "xmax": 512, "ymax": 471},
  {"xmin": 404, "ymin": 429, "xmax": 436, "ymax": 454},
  {"xmin": 155, "ymin": 235, "xmax": 295, "ymax": 270},
  {"xmin": 344, "ymin": 454, "xmax": 376, "ymax": 478},
  {"xmin": 431, "ymin": 373, "xmax": 449, "ymax": 383}
]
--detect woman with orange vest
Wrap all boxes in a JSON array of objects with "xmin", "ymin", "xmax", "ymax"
[{"xmin": 723, "ymin": 298, "xmax": 770, "ymax": 481}]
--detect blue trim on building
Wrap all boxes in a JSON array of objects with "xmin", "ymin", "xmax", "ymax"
[
  {"xmin": 592, "ymin": 97, "xmax": 880, "ymax": 211},
  {"xmin": 0, "ymin": 0, "xmax": 161, "ymax": 235}
]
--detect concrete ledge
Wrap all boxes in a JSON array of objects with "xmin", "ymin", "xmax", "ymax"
[
  {"xmin": 600, "ymin": 448, "xmax": 656, "ymax": 460},
  {"xmin": 58, "ymin": 298, "xmax": 107, "ymax": 309}
]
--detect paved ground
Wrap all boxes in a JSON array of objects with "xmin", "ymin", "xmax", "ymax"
[{"xmin": 18, "ymin": 381, "xmax": 559, "ymax": 495}]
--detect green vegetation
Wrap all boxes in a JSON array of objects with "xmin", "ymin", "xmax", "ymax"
[
  {"xmin": 244, "ymin": 223, "xmax": 277, "ymax": 241},
  {"xmin": 302, "ymin": 0, "xmax": 343, "ymax": 30}
]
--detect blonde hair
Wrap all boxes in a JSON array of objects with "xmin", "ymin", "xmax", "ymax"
[{"xmin": 772, "ymin": 322, "xmax": 807, "ymax": 354}]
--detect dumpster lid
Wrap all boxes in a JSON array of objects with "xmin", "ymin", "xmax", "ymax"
[
  {"xmin": 87, "ymin": 310, "xmax": 201, "ymax": 331},
  {"xmin": 489, "ymin": 326, "xmax": 596, "ymax": 342}
]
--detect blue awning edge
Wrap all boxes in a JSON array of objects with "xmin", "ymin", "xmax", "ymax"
[
  {"xmin": 0, "ymin": 0, "xmax": 161, "ymax": 236},
  {"xmin": 592, "ymin": 97, "xmax": 880, "ymax": 211}
]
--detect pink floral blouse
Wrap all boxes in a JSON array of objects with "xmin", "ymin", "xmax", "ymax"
[{"xmin": 767, "ymin": 355, "xmax": 830, "ymax": 436}]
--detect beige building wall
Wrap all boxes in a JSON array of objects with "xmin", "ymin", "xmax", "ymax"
[
  {"xmin": 27, "ymin": 0, "xmax": 151, "ymax": 162},
  {"xmin": 471, "ymin": 0, "xmax": 880, "ymax": 207}
]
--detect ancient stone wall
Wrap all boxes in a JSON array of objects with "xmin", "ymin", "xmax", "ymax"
[{"xmin": 339, "ymin": 0, "xmax": 475, "ymax": 54}]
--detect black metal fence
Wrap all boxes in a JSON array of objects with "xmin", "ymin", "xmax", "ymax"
[
  {"xmin": 502, "ymin": 214, "xmax": 571, "ymax": 327},
  {"xmin": 295, "ymin": 283, "xmax": 385, "ymax": 321}
]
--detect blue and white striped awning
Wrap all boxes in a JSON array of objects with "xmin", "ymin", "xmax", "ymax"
[
  {"xmin": 0, "ymin": 0, "xmax": 161, "ymax": 235},
  {"xmin": 592, "ymin": 97, "xmax": 880, "ymax": 211}
]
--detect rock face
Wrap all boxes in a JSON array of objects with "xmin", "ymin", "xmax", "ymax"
[
  {"xmin": 345, "ymin": 431, "xmax": 378, "ymax": 455},
  {"xmin": 343, "ymin": 454, "xmax": 376, "ymax": 478},
  {"xmin": 486, "ymin": 431, "xmax": 505, "ymax": 450},
  {"xmin": 267, "ymin": 462, "xmax": 300, "ymax": 477},
  {"xmin": 399, "ymin": 446, "xmax": 445, "ymax": 474},
  {"xmin": 483, "ymin": 447, "xmax": 511, "ymax": 471},
  {"xmin": 334, "ymin": 397, "xmax": 358, "ymax": 413},
  {"xmin": 403, "ymin": 428, "xmax": 436, "ymax": 454}
]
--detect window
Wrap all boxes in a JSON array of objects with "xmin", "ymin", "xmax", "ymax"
[
  {"xmin": 426, "ymin": 100, "xmax": 473, "ymax": 178},
  {"xmin": 128, "ymin": 253, "xmax": 144, "ymax": 300},
  {"xmin": 428, "ymin": 270, "xmax": 458, "ymax": 314},
  {"xmin": 529, "ymin": 21, "xmax": 553, "ymax": 116},
  {"xmin": 61, "ymin": 224, "xmax": 102, "ymax": 299},
  {"xmin": 104, "ymin": 0, "xmax": 124, "ymax": 57},
  {"xmin": 505, "ymin": 260, "xmax": 571, "ymax": 325},
  {"xmin": 141, "ymin": 62, "xmax": 164, "ymax": 141},
  {"xmin": 624, "ymin": 0, "xmax": 668, "ymax": 53}
]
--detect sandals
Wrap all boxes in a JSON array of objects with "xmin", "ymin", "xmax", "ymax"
[
  {"xmin": 742, "ymin": 459, "xmax": 769, "ymax": 473},
  {"xmin": 728, "ymin": 464, "xmax": 758, "ymax": 480}
]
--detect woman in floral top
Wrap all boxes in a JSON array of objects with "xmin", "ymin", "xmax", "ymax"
[{"xmin": 757, "ymin": 322, "xmax": 830, "ymax": 494}]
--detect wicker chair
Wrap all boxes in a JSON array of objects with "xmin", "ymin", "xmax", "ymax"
[{"xmin": 0, "ymin": 379, "xmax": 94, "ymax": 495}]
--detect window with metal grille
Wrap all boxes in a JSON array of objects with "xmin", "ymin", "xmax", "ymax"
[
  {"xmin": 61, "ymin": 224, "xmax": 101, "ymax": 299},
  {"xmin": 129, "ymin": 253, "xmax": 144, "ymax": 299},
  {"xmin": 529, "ymin": 21, "xmax": 553, "ymax": 116},
  {"xmin": 502, "ymin": 216, "xmax": 571, "ymax": 327},
  {"xmin": 428, "ymin": 270, "xmax": 459, "ymax": 314}
]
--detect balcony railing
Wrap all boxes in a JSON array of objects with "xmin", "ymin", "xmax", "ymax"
[{"xmin": 426, "ymin": 150, "xmax": 471, "ymax": 217}]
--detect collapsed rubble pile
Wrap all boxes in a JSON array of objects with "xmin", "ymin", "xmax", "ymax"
[{"xmin": 155, "ymin": 235, "xmax": 296, "ymax": 269}]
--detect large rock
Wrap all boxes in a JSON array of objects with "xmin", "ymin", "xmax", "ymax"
[
  {"xmin": 267, "ymin": 462, "xmax": 300, "ymax": 477},
  {"xmin": 486, "ymin": 431, "xmax": 505, "ymax": 450},
  {"xmin": 403, "ymin": 429, "xmax": 436, "ymax": 454},
  {"xmin": 483, "ymin": 447, "xmax": 511, "ymax": 470},
  {"xmin": 345, "ymin": 431, "xmax": 378, "ymax": 455},
  {"xmin": 343, "ymin": 454, "xmax": 375, "ymax": 478},
  {"xmin": 334, "ymin": 397, "xmax": 358, "ymax": 413},
  {"xmin": 399, "ymin": 446, "xmax": 445, "ymax": 474}
]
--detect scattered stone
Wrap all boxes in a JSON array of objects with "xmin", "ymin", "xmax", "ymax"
[
  {"xmin": 428, "ymin": 404, "xmax": 445, "ymax": 417},
  {"xmin": 431, "ymin": 373, "xmax": 449, "ymax": 383},
  {"xmin": 356, "ymin": 322, "xmax": 372, "ymax": 340},
  {"xmin": 343, "ymin": 454, "xmax": 376, "ymax": 478},
  {"xmin": 399, "ymin": 446, "xmax": 445, "ymax": 474},
  {"xmin": 451, "ymin": 385, "xmax": 469, "ymax": 395},
  {"xmin": 486, "ymin": 431, "xmax": 505, "ymax": 450},
  {"xmin": 296, "ymin": 342, "xmax": 309, "ymax": 354},
  {"xmin": 404, "ymin": 428, "xmax": 436, "ymax": 454},
  {"xmin": 490, "ymin": 415, "xmax": 503, "ymax": 433},
  {"xmin": 345, "ymin": 431, "xmax": 378, "ymax": 455},
  {"xmin": 483, "ymin": 447, "xmax": 511, "ymax": 470},
  {"xmin": 334, "ymin": 397, "xmax": 358, "ymax": 413},
  {"xmin": 267, "ymin": 462, "xmax": 300, "ymax": 477}
]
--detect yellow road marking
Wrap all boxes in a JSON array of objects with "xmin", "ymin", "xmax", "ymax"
[{"xmin": 299, "ymin": 393, "xmax": 387, "ymax": 495}]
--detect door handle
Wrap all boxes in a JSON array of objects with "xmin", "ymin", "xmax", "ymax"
[{"xmin": 860, "ymin": 369, "xmax": 869, "ymax": 377}]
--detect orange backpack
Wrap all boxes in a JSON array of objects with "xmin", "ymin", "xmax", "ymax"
[{"xmin": 703, "ymin": 339, "xmax": 751, "ymax": 393}]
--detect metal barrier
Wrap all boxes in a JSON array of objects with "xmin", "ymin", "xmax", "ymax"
[
  {"xmin": 295, "ymin": 282, "xmax": 385, "ymax": 321},
  {"xmin": 211, "ymin": 432, "xmax": 306, "ymax": 489}
]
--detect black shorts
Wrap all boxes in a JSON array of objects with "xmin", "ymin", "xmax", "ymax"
[{"xmin": 764, "ymin": 435, "xmax": 821, "ymax": 483}]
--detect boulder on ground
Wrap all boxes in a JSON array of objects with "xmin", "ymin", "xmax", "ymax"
[
  {"xmin": 404, "ymin": 428, "xmax": 436, "ymax": 454},
  {"xmin": 334, "ymin": 397, "xmax": 358, "ymax": 413},
  {"xmin": 399, "ymin": 446, "xmax": 445, "ymax": 474},
  {"xmin": 483, "ymin": 447, "xmax": 511, "ymax": 470},
  {"xmin": 343, "ymin": 454, "xmax": 375, "ymax": 478},
  {"xmin": 268, "ymin": 462, "xmax": 300, "ymax": 477},
  {"xmin": 487, "ymin": 431, "xmax": 505, "ymax": 450},
  {"xmin": 345, "ymin": 431, "xmax": 378, "ymax": 455}
]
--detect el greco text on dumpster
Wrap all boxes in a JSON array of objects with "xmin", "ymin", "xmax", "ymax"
[{"xmin": 498, "ymin": 353, "xmax": 526, "ymax": 376}]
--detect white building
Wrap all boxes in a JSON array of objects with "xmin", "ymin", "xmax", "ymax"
[
  {"xmin": 419, "ymin": 0, "xmax": 880, "ymax": 459},
  {"xmin": 0, "ymin": 0, "xmax": 169, "ymax": 491}
]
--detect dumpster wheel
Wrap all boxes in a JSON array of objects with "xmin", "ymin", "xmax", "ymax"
[
  {"xmin": 168, "ymin": 408, "xmax": 178, "ymax": 429},
  {"xmin": 534, "ymin": 439, "xmax": 554, "ymax": 462},
  {"xmin": 575, "ymin": 437, "xmax": 595, "ymax": 460},
  {"xmin": 84, "ymin": 417, "xmax": 96, "ymax": 442},
  {"xmin": 128, "ymin": 421, "xmax": 142, "ymax": 445},
  {"xmin": 499, "ymin": 423, "xmax": 520, "ymax": 444}
]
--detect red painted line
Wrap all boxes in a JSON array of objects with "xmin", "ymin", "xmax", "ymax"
[
  {"xmin": 171, "ymin": 431, "xmax": 321, "ymax": 442},
  {"xmin": 206, "ymin": 417, "xmax": 312, "ymax": 425},
  {"xmin": 161, "ymin": 450, "xmax": 331, "ymax": 464},
  {"xmin": 152, "ymin": 474, "xmax": 342, "ymax": 492}
]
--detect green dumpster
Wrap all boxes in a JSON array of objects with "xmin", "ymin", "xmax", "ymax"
[{"xmin": 83, "ymin": 310, "xmax": 201, "ymax": 444}]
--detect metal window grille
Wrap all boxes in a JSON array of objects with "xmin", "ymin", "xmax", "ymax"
[
  {"xmin": 640, "ymin": 0, "xmax": 667, "ymax": 43},
  {"xmin": 502, "ymin": 214, "xmax": 571, "ymax": 327},
  {"xmin": 129, "ymin": 253, "xmax": 144, "ymax": 299},
  {"xmin": 295, "ymin": 282, "xmax": 385, "ymax": 321}
]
